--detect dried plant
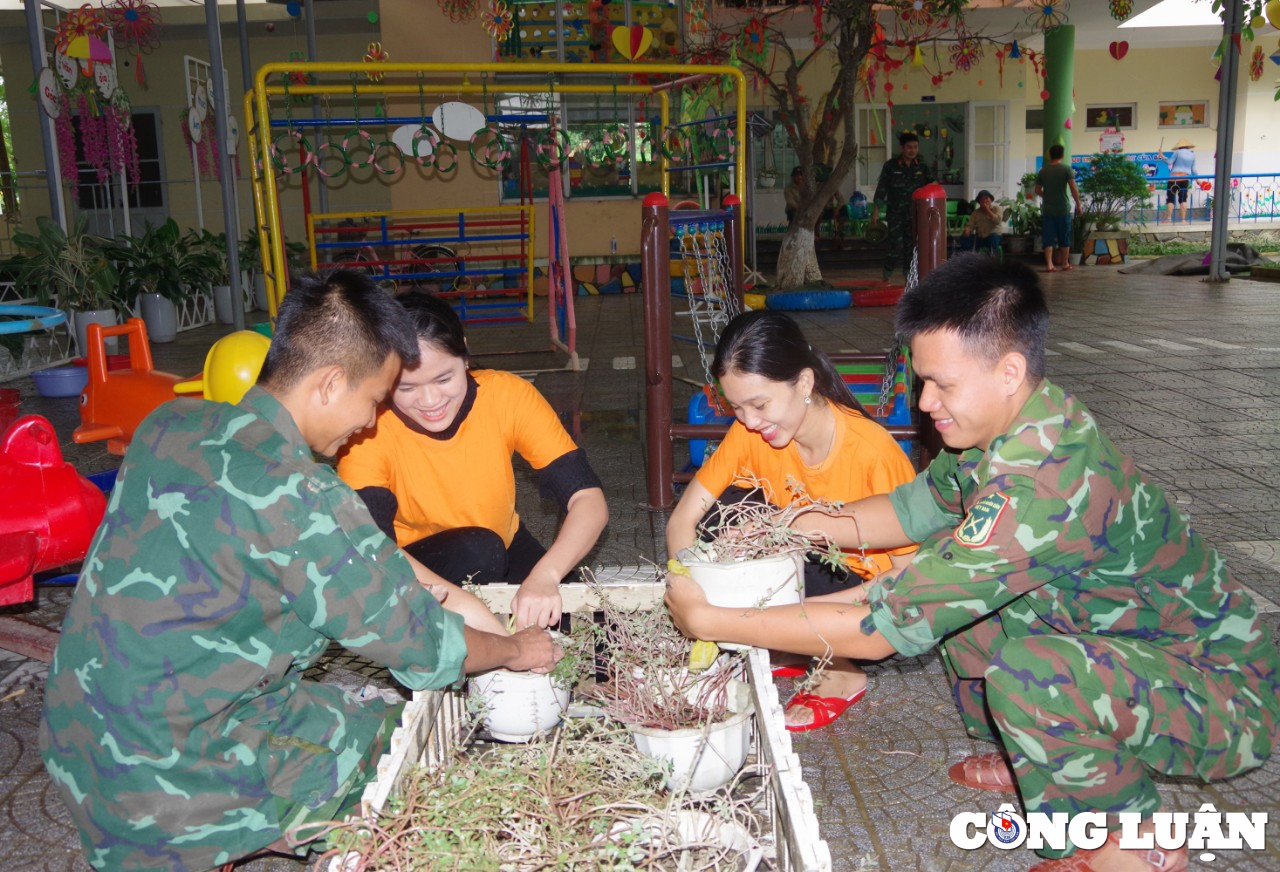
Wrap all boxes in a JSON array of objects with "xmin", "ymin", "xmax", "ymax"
[
  {"xmin": 689, "ymin": 474, "xmax": 876, "ymax": 576},
  {"xmin": 313, "ymin": 717, "xmax": 764, "ymax": 871}
]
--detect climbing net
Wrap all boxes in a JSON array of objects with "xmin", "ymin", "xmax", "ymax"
[{"xmin": 673, "ymin": 216, "xmax": 739, "ymax": 398}]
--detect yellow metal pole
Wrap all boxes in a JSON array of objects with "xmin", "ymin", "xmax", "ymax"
[{"xmin": 660, "ymin": 91, "xmax": 670, "ymax": 200}]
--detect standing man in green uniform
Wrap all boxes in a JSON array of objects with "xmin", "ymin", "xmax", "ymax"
[
  {"xmin": 1035, "ymin": 143, "xmax": 1083, "ymax": 272},
  {"xmin": 666, "ymin": 254, "xmax": 1279, "ymax": 870},
  {"xmin": 871, "ymin": 132, "xmax": 934, "ymax": 281},
  {"xmin": 40, "ymin": 269, "xmax": 562, "ymax": 872}
]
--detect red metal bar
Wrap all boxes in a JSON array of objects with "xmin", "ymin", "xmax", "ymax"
[{"xmin": 642, "ymin": 192, "xmax": 674, "ymax": 510}]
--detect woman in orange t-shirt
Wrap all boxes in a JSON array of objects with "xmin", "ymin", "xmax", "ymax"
[
  {"xmin": 666, "ymin": 311, "xmax": 916, "ymax": 732},
  {"xmin": 338, "ymin": 293, "xmax": 608, "ymax": 629}
]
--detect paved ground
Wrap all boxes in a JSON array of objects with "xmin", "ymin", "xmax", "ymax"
[{"xmin": 3, "ymin": 261, "xmax": 1280, "ymax": 870}]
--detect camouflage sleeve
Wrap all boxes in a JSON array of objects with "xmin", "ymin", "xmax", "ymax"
[
  {"xmin": 292, "ymin": 473, "xmax": 467, "ymax": 690},
  {"xmin": 868, "ymin": 476, "xmax": 1091, "ymax": 657},
  {"xmin": 887, "ymin": 473, "xmax": 958, "ymax": 543},
  {"xmin": 873, "ymin": 162, "xmax": 890, "ymax": 206}
]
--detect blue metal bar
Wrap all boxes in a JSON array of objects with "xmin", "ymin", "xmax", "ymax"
[
  {"xmin": 670, "ymin": 114, "xmax": 736, "ymax": 129},
  {"xmin": 666, "ymin": 161, "xmax": 736, "ymax": 172}
]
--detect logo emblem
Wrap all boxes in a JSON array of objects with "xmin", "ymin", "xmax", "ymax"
[
  {"xmin": 954, "ymin": 492, "xmax": 1010, "ymax": 548},
  {"xmin": 991, "ymin": 810, "xmax": 1022, "ymax": 845}
]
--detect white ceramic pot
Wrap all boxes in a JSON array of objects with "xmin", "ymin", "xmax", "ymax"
[
  {"xmin": 631, "ymin": 707, "xmax": 753, "ymax": 794},
  {"xmin": 72, "ymin": 308, "xmax": 119, "ymax": 356},
  {"xmin": 139, "ymin": 292, "xmax": 177, "ymax": 343},
  {"xmin": 1069, "ymin": 252, "xmax": 1083, "ymax": 267},
  {"xmin": 469, "ymin": 668, "xmax": 569, "ymax": 743},
  {"xmin": 684, "ymin": 553, "xmax": 803, "ymax": 650},
  {"xmin": 213, "ymin": 284, "xmax": 236, "ymax": 324}
]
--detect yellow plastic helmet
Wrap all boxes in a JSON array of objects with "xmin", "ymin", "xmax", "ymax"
[{"xmin": 201, "ymin": 330, "xmax": 270, "ymax": 404}]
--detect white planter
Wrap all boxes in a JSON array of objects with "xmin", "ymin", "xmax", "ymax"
[
  {"xmin": 213, "ymin": 285, "xmax": 235, "ymax": 324},
  {"xmin": 253, "ymin": 273, "xmax": 269, "ymax": 313},
  {"xmin": 757, "ymin": 174, "xmax": 779, "ymax": 189},
  {"xmin": 139, "ymin": 293, "xmax": 178, "ymax": 343},
  {"xmin": 684, "ymin": 553, "xmax": 803, "ymax": 650},
  {"xmin": 469, "ymin": 668, "xmax": 569, "ymax": 743},
  {"xmin": 606, "ymin": 811, "xmax": 763, "ymax": 872},
  {"xmin": 72, "ymin": 308, "xmax": 119, "ymax": 356},
  {"xmin": 1069, "ymin": 252, "xmax": 1083, "ymax": 266},
  {"xmin": 631, "ymin": 704, "xmax": 753, "ymax": 794}
]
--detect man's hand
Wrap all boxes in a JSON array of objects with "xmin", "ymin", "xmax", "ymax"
[
  {"xmin": 664, "ymin": 571, "xmax": 711, "ymax": 640},
  {"xmin": 504, "ymin": 627, "xmax": 564, "ymax": 674},
  {"xmin": 511, "ymin": 578, "xmax": 562, "ymax": 630}
]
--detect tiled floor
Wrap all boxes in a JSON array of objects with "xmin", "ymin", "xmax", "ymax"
[{"xmin": 3, "ymin": 261, "xmax": 1280, "ymax": 870}]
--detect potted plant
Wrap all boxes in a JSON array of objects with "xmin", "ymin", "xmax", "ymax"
[
  {"xmin": 239, "ymin": 228, "xmax": 268, "ymax": 312},
  {"xmin": 12, "ymin": 215, "xmax": 123, "ymax": 356},
  {"xmin": 109, "ymin": 220, "xmax": 197, "ymax": 343},
  {"xmin": 1020, "ymin": 172, "xmax": 1039, "ymax": 201},
  {"xmin": 193, "ymin": 231, "xmax": 235, "ymax": 325},
  {"xmin": 998, "ymin": 196, "xmax": 1041, "ymax": 255},
  {"xmin": 1074, "ymin": 153, "xmax": 1151, "ymax": 266},
  {"xmin": 467, "ymin": 629, "xmax": 585, "ymax": 743}
]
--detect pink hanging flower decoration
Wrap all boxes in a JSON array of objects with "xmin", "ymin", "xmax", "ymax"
[
  {"xmin": 482, "ymin": 1, "xmax": 514, "ymax": 39},
  {"xmin": 949, "ymin": 33, "xmax": 983, "ymax": 72}
]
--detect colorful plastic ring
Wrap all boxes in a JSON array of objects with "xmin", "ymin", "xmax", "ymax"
[
  {"xmin": 710, "ymin": 124, "xmax": 736, "ymax": 161},
  {"xmin": 535, "ymin": 128, "xmax": 572, "ymax": 168},
  {"xmin": 372, "ymin": 140, "xmax": 404, "ymax": 176},
  {"xmin": 311, "ymin": 141, "xmax": 350, "ymax": 179},
  {"xmin": 660, "ymin": 128, "xmax": 690, "ymax": 162},
  {"xmin": 341, "ymin": 128, "xmax": 376, "ymax": 169},
  {"xmin": 469, "ymin": 126, "xmax": 511, "ymax": 170},
  {"xmin": 270, "ymin": 130, "xmax": 313, "ymax": 175},
  {"xmin": 602, "ymin": 125, "xmax": 629, "ymax": 161},
  {"xmin": 433, "ymin": 140, "xmax": 459, "ymax": 174},
  {"xmin": 411, "ymin": 125, "xmax": 439, "ymax": 167}
]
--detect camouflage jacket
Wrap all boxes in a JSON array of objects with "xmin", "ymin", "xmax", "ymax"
[
  {"xmin": 872, "ymin": 156, "xmax": 934, "ymax": 215},
  {"xmin": 40, "ymin": 387, "xmax": 467, "ymax": 872},
  {"xmin": 867, "ymin": 379, "xmax": 1280, "ymax": 714}
]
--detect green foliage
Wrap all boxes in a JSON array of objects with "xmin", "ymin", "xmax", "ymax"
[
  {"xmin": 108, "ymin": 219, "xmax": 208, "ymax": 303},
  {"xmin": 999, "ymin": 196, "xmax": 1041, "ymax": 236},
  {"xmin": 11, "ymin": 215, "xmax": 122, "ymax": 313},
  {"xmin": 1127, "ymin": 240, "xmax": 1207, "ymax": 257},
  {"xmin": 1076, "ymin": 153, "xmax": 1153, "ymax": 231}
]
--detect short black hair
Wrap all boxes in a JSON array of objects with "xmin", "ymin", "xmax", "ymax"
[
  {"xmin": 1048, "ymin": 144, "xmax": 1065, "ymax": 160},
  {"xmin": 895, "ymin": 254, "xmax": 1049, "ymax": 382},
  {"xmin": 397, "ymin": 290, "xmax": 469, "ymax": 363},
  {"xmin": 790, "ymin": 167, "xmax": 803, "ymax": 177},
  {"xmin": 713, "ymin": 310, "xmax": 868, "ymax": 418},
  {"xmin": 257, "ymin": 268, "xmax": 421, "ymax": 392},
  {"xmin": 899, "ymin": 132, "xmax": 919, "ymax": 146}
]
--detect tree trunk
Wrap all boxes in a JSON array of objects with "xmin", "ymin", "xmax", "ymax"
[{"xmin": 775, "ymin": 227, "xmax": 822, "ymax": 290}]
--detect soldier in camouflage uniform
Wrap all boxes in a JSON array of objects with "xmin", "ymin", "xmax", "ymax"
[
  {"xmin": 871, "ymin": 132, "xmax": 935, "ymax": 282},
  {"xmin": 40, "ymin": 270, "xmax": 561, "ymax": 872},
  {"xmin": 667, "ymin": 254, "xmax": 1280, "ymax": 869}
]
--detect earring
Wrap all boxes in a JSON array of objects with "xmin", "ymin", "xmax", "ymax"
[{"xmin": 804, "ymin": 394, "xmax": 812, "ymax": 405}]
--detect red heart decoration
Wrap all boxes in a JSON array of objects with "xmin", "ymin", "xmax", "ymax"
[{"xmin": 1109, "ymin": 41, "xmax": 1129, "ymax": 60}]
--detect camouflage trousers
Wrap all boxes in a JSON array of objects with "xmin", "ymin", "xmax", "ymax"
[
  {"xmin": 882, "ymin": 211, "xmax": 915, "ymax": 274},
  {"xmin": 943, "ymin": 621, "xmax": 1276, "ymax": 858}
]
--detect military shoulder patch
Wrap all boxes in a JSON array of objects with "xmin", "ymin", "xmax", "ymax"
[{"xmin": 953, "ymin": 492, "xmax": 1011, "ymax": 548}]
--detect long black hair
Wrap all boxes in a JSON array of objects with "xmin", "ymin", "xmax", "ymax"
[
  {"xmin": 395, "ymin": 291, "xmax": 470, "ymax": 365},
  {"xmin": 711, "ymin": 310, "xmax": 868, "ymax": 417}
]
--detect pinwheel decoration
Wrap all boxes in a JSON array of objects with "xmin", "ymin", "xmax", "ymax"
[
  {"xmin": 482, "ymin": 1, "xmax": 514, "ymax": 39},
  {"xmin": 438, "ymin": 0, "xmax": 480, "ymax": 23},
  {"xmin": 949, "ymin": 33, "xmax": 983, "ymax": 73},
  {"xmin": 363, "ymin": 41, "xmax": 389, "ymax": 81},
  {"xmin": 1108, "ymin": 0, "xmax": 1132, "ymax": 21},
  {"xmin": 1251, "ymin": 45, "xmax": 1265, "ymax": 81},
  {"xmin": 54, "ymin": 5, "xmax": 107, "ymax": 66},
  {"xmin": 739, "ymin": 16, "xmax": 767, "ymax": 66},
  {"xmin": 103, "ymin": 0, "xmax": 162, "ymax": 84},
  {"xmin": 1027, "ymin": 0, "xmax": 1070, "ymax": 32},
  {"xmin": 900, "ymin": 0, "xmax": 933, "ymax": 36}
]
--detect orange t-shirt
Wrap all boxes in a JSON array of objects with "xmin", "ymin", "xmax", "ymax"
[
  {"xmin": 337, "ymin": 369, "xmax": 578, "ymax": 548},
  {"xmin": 693, "ymin": 404, "xmax": 917, "ymax": 578}
]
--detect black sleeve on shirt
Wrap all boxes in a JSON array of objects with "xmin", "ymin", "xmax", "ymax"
[
  {"xmin": 536, "ymin": 448, "xmax": 604, "ymax": 514},
  {"xmin": 356, "ymin": 485, "xmax": 399, "ymax": 540}
]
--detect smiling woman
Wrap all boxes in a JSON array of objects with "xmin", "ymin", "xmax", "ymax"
[{"xmin": 336, "ymin": 291, "xmax": 608, "ymax": 631}]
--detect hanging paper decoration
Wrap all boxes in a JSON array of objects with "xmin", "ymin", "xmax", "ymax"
[
  {"xmin": 949, "ymin": 33, "xmax": 983, "ymax": 72},
  {"xmin": 684, "ymin": 0, "xmax": 709, "ymax": 36},
  {"xmin": 612, "ymin": 24, "xmax": 654, "ymax": 60},
  {"xmin": 1027, "ymin": 0, "xmax": 1070, "ymax": 33},
  {"xmin": 438, "ymin": 0, "xmax": 480, "ymax": 23},
  {"xmin": 812, "ymin": 0, "xmax": 826, "ymax": 48},
  {"xmin": 54, "ymin": 5, "xmax": 107, "ymax": 58},
  {"xmin": 363, "ymin": 41, "xmax": 389, "ymax": 81},
  {"xmin": 1009, "ymin": 40, "xmax": 1022, "ymax": 60},
  {"xmin": 1108, "ymin": 40, "xmax": 1128, "ymax": 60},
  {"xmin": 103, "ymin": 0, "xmax": 161, "ymax": 85},
  {"xmin": 283, "ymin": 50, "xmax": 312, "ymax": 105},
  {"xmin": 1251, "ymin": 46, "xmax": 1265, "ymax": 81},
  {"xmin": 482, "ymin": 1, "xmax": 513, "ymax": 40},
  {"xmin": 739, "ymin": 16, "xmax": 767, "ymax": 66},
  {"xmin": 900, "ymin": 0, "xmax": 933, "ymax": 36},
  {"xmin": 911, "ymin": 44, "xmax": 924, "ymax": 66},
  {"xmin": 1108, "ymin": 0, "xmax": 1132, "ymax": 21}
]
